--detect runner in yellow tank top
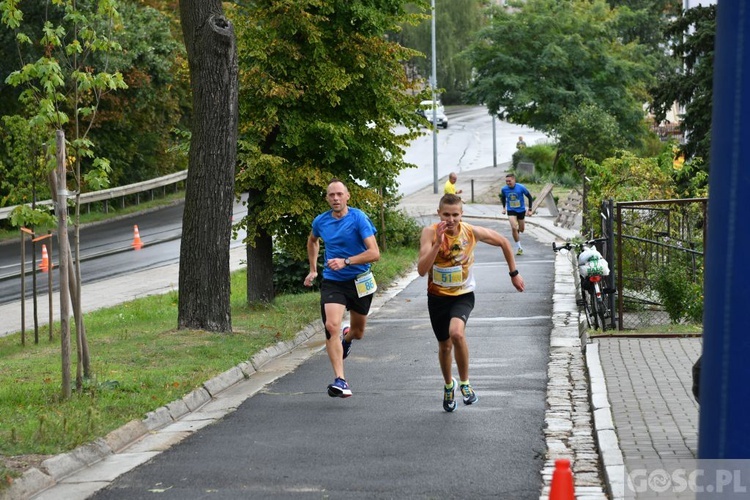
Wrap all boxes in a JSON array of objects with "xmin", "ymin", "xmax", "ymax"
[{"xmin": 418, "ymin": 194, "xmax": 526, "ymax": 412}]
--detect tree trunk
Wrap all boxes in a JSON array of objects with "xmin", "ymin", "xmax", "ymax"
[
  {"xmin": 178, "ymin": 1, "xmax": 238, "ymax": 332},
  {"xmin": 73, "ymin": 174, "xmax": 91, "ymax": 382},
  {"xmin": 48, "ymin": 166, "xmax": 89, "ymax": 387},
  {"xmin": 246, "ymin": 226, "xmax": 274, "ymax": 304},
  {"xmin": 55, "ymin": 130, "xmax": 72, "ymax": 399}
]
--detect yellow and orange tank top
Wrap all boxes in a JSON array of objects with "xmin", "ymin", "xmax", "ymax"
[{"xmin": 427, "ymin": 221, "xmax": 476, "ymax": 296}]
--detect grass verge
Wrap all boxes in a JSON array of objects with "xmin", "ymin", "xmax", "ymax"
[
  {"xmin": 0, "ymin": 245, "xmax": 418, "ymax": 486},
  {"xmin": 588, "ymin": 323, "xmax": 702, "ymax": 337}
]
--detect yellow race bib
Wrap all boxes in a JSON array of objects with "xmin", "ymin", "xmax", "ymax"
[{"xmin": 432, "ymin": 265, "xmax": 463, "ymax": 287}]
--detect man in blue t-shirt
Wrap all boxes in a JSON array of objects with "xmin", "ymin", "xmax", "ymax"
[
  {"xmin": 500, "ymin": 173, "xmax": 533, "ymax": 255},
  {"xmin": 305, "ymin": 178, "xmax": 381, "ymax": 398}
]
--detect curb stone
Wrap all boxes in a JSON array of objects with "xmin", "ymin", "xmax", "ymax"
[{"xmin": 540, "ymin": 251, "xmax": 608, "ymax": 499}]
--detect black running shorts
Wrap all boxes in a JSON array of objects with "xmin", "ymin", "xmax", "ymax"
[
  {"xmin": 319, "ymin": 279, "xmax": 374, "ymax": 339},
  {"xmin": 507, "ymin": 209, "xmax": 526, "ymax": 220},
  {"xmin": 427, "ymin": 292, "xmax": 475, "ymax": 342}
]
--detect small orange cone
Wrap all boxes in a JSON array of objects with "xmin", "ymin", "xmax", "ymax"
[
  {"xmin": 39, "ymin": 244, "xmax": 50, "ymax": 272},
  {"xmin": 549, "ymin": 458, "xmax": 575, "ymax": 500},
  {"xmin": 132, "ymin": 225, "xmax": 143, "ymax": 250}
]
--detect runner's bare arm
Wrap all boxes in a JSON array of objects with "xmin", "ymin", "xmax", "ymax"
[{"xmin": 417, "ymin": 224, "xmax": 442, "ymax": 276}]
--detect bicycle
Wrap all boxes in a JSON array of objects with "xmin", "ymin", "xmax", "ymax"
[{"xmin": 552, "ymin": 238, "xmax": 613, "ymax": 331}]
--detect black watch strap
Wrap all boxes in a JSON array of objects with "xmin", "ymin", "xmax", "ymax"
[
  {"xmin": 344, "ymin": 258, "xmax": 351, "ymax": 266},
  {"xmin": 509, "ymin": 269, "xmax": 519, "ymax": 277}
]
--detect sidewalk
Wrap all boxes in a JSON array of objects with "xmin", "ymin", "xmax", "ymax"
[{"xmin": 1, "ymin": 166, "xmax": 701, "ymax": 500}]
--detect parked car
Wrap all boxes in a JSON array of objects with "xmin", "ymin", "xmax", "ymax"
[{"xmin": 417, "ymin": 100, "xmax": 448, "ymax": 129}]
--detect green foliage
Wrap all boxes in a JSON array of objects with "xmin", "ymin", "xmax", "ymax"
[
  {"xmin": 672, "ymin": 157, "xmax": 708, "ymax": 199},
  {"xmin": 233, "ymin": 0, "xmax": 425, "ymax": 264},
  {"xmin": 511, "ymin": 143, "xmax": 580, "ymax": 189},
  {"xmin": 0, "ymin": 115, "xmax": 52, "ymax": 209},
  {"xmin": 0, "ymin": 1, "xmax": 189, "ymax": 210},
  {"xmin": 1, "ymin": 0, "xmax": 128, "ymax": 233},
  {"xmin": 512, "ymin": 144, "xmax": 557, "ymax": 176},
  {"xmin": 84, "ymin": 2, "xmax": 189, "ymax": 186},
  {"xmin": 582, "ymin": 150, "xmax": 677, "ymax": 229},
  {"xmin": 468, "ymin": 0, "xmax": 656, "ymax": 152},
  {"xmin": 649, "ymin": 5, "xmax": 715, "ymax": 165},
  {"xmin": 653, "ymin": 258, "xmax": 703, "ymax": 324},
  {"xmin": 9, "ymin": 204, "xmax": 55, "ymax": 229},
  {"xmin": 557, "ymin": 103, "xmax": 624, "ymax": 164},
  {"xmin": 365, "ymin": 205, "xmax": 422, "ymax": 249},
  {"xmin": 273, "ymin": 251, "xmax": 323, "ymax": 296}
]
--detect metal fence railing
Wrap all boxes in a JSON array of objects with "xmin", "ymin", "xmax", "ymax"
[
  {"xmin": 0, "ymin": 170, "xmax": 188, "ymax": 222},
  {"xmin": 605, "ymin": 198, "xmax": 707, "ymax": 331}
]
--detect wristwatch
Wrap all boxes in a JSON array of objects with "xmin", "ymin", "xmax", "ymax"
[
  {"xmin": 344, "ymin": 258, "xmax": 351, "ymax": 266},
  {"xmin": 509, "ymin": 269, "xmax": 519, "ymax": 277}
]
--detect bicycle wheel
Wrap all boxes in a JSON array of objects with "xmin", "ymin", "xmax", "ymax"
[
  {"xmin": 596, "ymin": 297, "xmax": 607, "ymax": 332},
  {"xmin": 589, "ymin": 288, "xmax": 600, "ymax": 330},
  {"xmin": 581, "ymin": 288, "xmax": 595, "ymax": 329}
]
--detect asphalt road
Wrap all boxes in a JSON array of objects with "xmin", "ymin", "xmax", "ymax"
[{"xmin": 88, "ymin": 219, "xmax": 555, "ymax": 499}]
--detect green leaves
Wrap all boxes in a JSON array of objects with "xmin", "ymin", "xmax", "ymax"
[
  {"xmin": 9, "ymin": 204, "xmax": 56, "ymax": 229},
  {"xmin": 84, "ymin": 158, "xmax": 112, "ymax": 191},
  {"xmin": 1, "ymin": 0, "xmax": 133, "ymax": 213},
  {"xmin": 233, "ymin": 0, "xmax": 424, "ymax": 257},
  {"xmin": 468, "ymin": 0, "xmax": 655, "ymax": 151},
  {"xmin": 0, "ymin": 0, "xmax": 24, "ymax": 29}
]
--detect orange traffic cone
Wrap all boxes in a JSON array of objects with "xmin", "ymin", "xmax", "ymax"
[
  {"xmin": 549, "ymin": 458, "xmax": 575, "ymax": 500},
  {"xmin": 132, "ymin": 225, "xmax": 143, "ymax": 250},
  {"xmin": 39, "ymin": 244, "xmax": 50, "ymax": 272}
]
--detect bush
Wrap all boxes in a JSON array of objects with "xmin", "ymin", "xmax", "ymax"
[
  {"xmin": 273, "ymin": 250, "xmax": 323, "ymax": 295},
  {"xmin": 364, "ymin": 205, "xmax": 422, "ymax": 249},
  {"xmin": 512, "ymin": 144, "xmax": 557, "ymax": 176},
  {"xmin": 652, "ymin": 258, "xmax": 703, "ymax": 324}
]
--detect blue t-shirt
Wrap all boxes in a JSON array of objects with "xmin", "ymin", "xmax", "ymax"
[
  {"xmin": 500, "ymin": 183, "xmax": 532, "ymax": 212},
  {"xmin": 312, "ymin": 207, "xmax": 377, "ymax": 281}
]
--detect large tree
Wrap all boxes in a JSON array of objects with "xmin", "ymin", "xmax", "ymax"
[
  {"xmin": 233, "ymin": 0, "xmax": 424, "ymax": 303},
  {"xmin": 178, "ymin": 1, "xmax": 238, "ymax": 332},
  {"xmin": 650, "ymin": 4, "xmax": 716, "ymax": 166},
  {"xmin": 467, "ymin": 0, "xmax": 656, "ymax": 151}
]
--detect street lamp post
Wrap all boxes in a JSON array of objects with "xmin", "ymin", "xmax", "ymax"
[
  {"xmin": 492, "ymin": 114, "xmax": 497, "ymax": 167},
  {"xmin": 431, "ymin": 0, "xmax": 439, "ymax": 194}
]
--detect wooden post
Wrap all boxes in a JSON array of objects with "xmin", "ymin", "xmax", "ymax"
[
  {"xmin": 48, "ymin": 232, "xmax": 54, "ymax": 341},
  {"xmin": 20, "ymin": 228, "xmax": 31, "ymax": 345},
  {"xmin": 56, "ymin": 130, "xmax": 71, "ymax": 399}
]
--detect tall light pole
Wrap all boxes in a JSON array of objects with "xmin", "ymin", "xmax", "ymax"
[
  {"xmin": 431, "ymin": 0, "xmax": 439, "ymax": 194},
  {"xmin": 492, "ymin": 114, "xmax": 497, "ymax": 167}
]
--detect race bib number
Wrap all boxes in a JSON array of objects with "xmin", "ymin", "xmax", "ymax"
[
  {"xmin": 509, "ymin": 198, "xmax": 521, "ymax": 208},
  {"xmin": 355, "ymin": 271, "xmax": 377, "ymax": 298},
  {"xmin": 432, "ymin": 265, "xmax": 463, "ymax": 287}
]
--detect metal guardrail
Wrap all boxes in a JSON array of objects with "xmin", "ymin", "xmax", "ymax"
[{"xmin": 0, "ymin": 170, "xmax": 188, "ymax": 221}]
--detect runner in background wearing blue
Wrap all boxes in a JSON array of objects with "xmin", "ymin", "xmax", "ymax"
[
  {"xmin": 500, "ymin": 173, "xmax": 533, "ymax": 255},
  {"xmin": 304, "ymin": 179, "xmax": 380, "ymax": 398}
]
